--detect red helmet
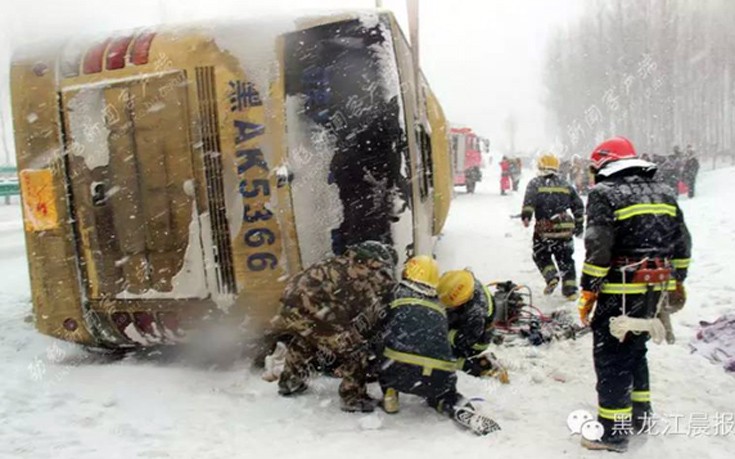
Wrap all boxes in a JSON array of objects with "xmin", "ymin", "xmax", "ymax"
[{"xmin": 590, "ymin": 136, "xmax": 637, "ymax": 170}]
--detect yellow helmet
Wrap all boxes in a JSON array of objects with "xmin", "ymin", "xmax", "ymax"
[
  {"xmin": 403, "ymin": 255, "xmax": 440, "ymax": 288},
  {"xmin": 537, "ymin": 153, "xmax": 560, "ymax": 172},
  {"xmin": 437, "ymin": 270, "xmax": 475, "ymax": 307}
]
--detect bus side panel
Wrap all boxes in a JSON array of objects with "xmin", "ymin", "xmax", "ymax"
[
  {"xmin": 10, "ymin": 57, "xmax": 95, "ymax": 345},
  {"xmin": 269, "ymin": 36, "xmax": 302, "ymax": 277},
  {"xmin": 217, "ymin": 62, "xmax": 289, "ymax": 332},
  {"xmin": 425, "ymin": 87, "xmax": 451, "ymax": 235}
]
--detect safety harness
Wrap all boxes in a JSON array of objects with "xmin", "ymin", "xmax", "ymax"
[{"xmin": 606, "ymin": 257, "xmax": 676, "ymax": 344}]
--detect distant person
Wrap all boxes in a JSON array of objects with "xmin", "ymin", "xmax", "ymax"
[
  {"xmin": 682, "ymin": 145, "xmax": 700, "ymax": 198},
  {"xmin": 570, "ymin": 155, "xmax": 590, "ymax": 195},
  {"xmin": 559, "ymin": 159, "xmax": 572, "ymax": 184},
  {"xmin": 510, "ymin": 158, "xmax": 522, "ymax": 191},
  {"xmin": 657, "ymin": 150, "xmax": 681, "ymax": 197},
  {"xmin": 500, "ymin": 156, "xmax": 512, "ymax": 195}
]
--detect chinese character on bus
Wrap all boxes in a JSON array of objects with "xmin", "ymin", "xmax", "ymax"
[{"xmin": 229, "ymin": 80, "xmax": 262, "ymax": 111}]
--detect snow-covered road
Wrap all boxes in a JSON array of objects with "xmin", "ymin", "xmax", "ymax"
[{"xmin": 1, "ymin": 167, "xmax": 734, "ymax": 458}]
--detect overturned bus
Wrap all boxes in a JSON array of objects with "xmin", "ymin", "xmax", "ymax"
[{"xmin": 10, "ymin": 10, "xmax": 452, "ymax": 349}]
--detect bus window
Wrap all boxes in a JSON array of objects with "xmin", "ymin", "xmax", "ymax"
[{"xmin": 283, "ymin": 18, "xmax": 408, "ymax": 262}]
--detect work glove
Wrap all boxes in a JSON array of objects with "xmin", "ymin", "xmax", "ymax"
[
  {"xmin": 577, "ymin": 290, "xmax": 597, "ymax": 326},
  {"xmin": 476, "ymin": 353, "xmax": 510, "ymax": 384},
  {"xmin": 262, "ymin": 341, "xmax": 288, "ymax": 382},
  {"xmin": 667, "ymin": 282, "xmax": 686, "ymax": 313}
]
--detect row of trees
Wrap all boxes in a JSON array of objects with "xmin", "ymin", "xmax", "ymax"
[{"xmin": 544, "ymin": 0, "xmax": 735, "ymax": 166}]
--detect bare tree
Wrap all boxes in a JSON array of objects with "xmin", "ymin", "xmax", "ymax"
[{"xmin": 544, "ymin": 0, "xmax": 735, "ymax": 167}]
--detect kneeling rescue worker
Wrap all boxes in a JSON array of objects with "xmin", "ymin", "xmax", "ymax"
[
  {"xmin": 521, "ymin": 153, "xmax": 585, "ymax": 299},
  {"xmin": 437, "ymin": 269, "xmax": 509, "ymax": 383},
  {"xmin": 379, "ymin": 256, "xmax": 500, "ymax": 435},
  {"xmin": 276, "ymin": 240, "xmax": 397, "ymax": 412},
  {"xmin": 578, "ymin": 137, "xmax": 691, "ymax": 452}
]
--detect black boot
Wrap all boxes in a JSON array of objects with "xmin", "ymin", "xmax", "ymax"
[
  {"xmin": 581, "ymin": 436, "xmax": 628, "ymax": 453},
  {"xmin": 543, "ymin": 278, "xmax": 559, "ymax": 295},
  {"xmin": 277, "ymin": 373, "xmax": 308, "ymax": 396},
  {"xmin": 633, "ymin": 402, "xmax": 653, "ymax": 434},
  {"xmin": 341, "ymin": 394, "xmax": 377, "ymax": 413},
  {"xmin": 581, "ymin": 416, "xmax": 630, "ymax": 453},
  {"xmin": 561, "ymin": 284, "xmax": 578, "ymax": 300}
]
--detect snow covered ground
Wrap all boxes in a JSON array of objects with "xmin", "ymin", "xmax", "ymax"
[{"xmin": 1, "ymin": 165, "xmax": 734, "ymax": 458}]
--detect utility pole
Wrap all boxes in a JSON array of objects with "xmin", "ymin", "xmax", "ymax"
[{"xmin": 407, "ymin": 0, "xmax": 421, "ymax": 114}]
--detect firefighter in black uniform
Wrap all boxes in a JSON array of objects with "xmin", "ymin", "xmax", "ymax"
[
  {"xmin": 578, "ymin": 136, "xmax": 691, "ymax": 452},
  {"xmin": 436, "ymin": 270, "xmax": 509, "ymax": 383},
  {"xmin": 379, "ymin": 256, "xmax": 500, "ymax": 435},
  {"xmin": 521, "ymin": 153, "xmax": 585, "ymax": 299}
]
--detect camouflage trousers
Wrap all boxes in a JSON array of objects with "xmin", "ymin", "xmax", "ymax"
[{"xmin": 278, "ymin": 333, "xmax": 370, "ymax": 404}]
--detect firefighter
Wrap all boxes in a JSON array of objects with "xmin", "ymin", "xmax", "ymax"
[
  {"xmin": 520, "ymin": 153, "xmax": 585, "ymax": 299},
  {"xmin": 379, "ymin": 256, "xmax": 500, "ymax": 435},
  {"xmin": 275, "ymin": 240, "xmax": 398, "ymax": 413},
  {"xmin": 578, "ymin": 136, "xmax": 691, "ymax": 452},
  {"xmin": 436, "ymin": 269, "xmax": 508, "ymax": 383}
]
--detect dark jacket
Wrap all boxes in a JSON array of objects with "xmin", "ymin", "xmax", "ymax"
[
  {"xmin": 521, "ymin": 173, "xmax": 585, "ymax": 238},
  {"xmin": 447, "ymin": 279, "xmax": 495, "ymax": 360},
  {"xmin": 580, "ymin": 165, "xmax": 692, "ymax": 295},
  {"xmin": 383, "ymin": 281, "xmax": 456, "ymax": 371},
  {"xmin": 683, "ymin": 156, "xmax": 700, "ymax": 181},
  {"xmin": 657, "ymin": 157, "xmax": 681, "ymax": 185}
]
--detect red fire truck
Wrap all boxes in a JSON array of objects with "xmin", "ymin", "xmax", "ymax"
[{"xmin": 450, "ymin": 127, "xmax": 488, "ymax": 193}]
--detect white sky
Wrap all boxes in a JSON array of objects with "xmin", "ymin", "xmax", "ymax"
[{"xmin": 0, "ymin": 0, "xmax": 584, "ymax": 158}]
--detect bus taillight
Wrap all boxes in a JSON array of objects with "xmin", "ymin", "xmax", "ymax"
[{"xmin": 106, "ymin": 35, "xmax": 134, "ymax": 70}]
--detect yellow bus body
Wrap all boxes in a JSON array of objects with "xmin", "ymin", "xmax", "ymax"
[{"xmin": 10, "ymin": 10, "xmax": 452, "ymax": 348}]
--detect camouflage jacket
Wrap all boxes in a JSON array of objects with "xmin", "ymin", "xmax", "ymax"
[{"xmin": 278, "ymin": 249, "xmax": 396, "ymax": 352}]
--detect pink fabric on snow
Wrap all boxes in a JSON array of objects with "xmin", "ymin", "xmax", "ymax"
[{"xmin": 690, "ymin": 313, "xmax": 735, "ymax": 373}]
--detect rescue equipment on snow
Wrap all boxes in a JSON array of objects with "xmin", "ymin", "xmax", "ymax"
[{"xmin": 488, "ymin": 280, "xmax": 588, "ymax": 346}]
